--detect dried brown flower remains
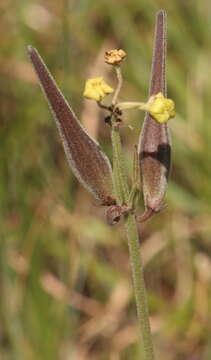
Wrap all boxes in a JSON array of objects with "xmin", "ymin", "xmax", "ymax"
[{"xmin": 104, "ymin": 49, "xmax": 127, "ymax": 65}]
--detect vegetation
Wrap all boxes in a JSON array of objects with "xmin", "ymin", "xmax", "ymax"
[{"xmin": 1, "ymin": 1, "xmax": 211, "ymax": 359}]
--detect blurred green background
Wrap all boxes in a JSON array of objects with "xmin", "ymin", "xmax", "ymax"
[{"xmin": 1, "ymin": 0, "xmax": 211, "ymax": 359}]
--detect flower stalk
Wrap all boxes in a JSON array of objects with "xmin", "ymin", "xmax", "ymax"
[{"xmin": 112, "ymin": 65, "xmax": 123, "ymax": 106}]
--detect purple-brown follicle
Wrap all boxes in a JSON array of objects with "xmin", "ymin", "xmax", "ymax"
[
  {"xmin": 137, "ymin": 10, "xmax": 171, "ymax": 222},
  {"xmin": 27, "ymin": 46, "xmax": 116, "ymax": 206}
]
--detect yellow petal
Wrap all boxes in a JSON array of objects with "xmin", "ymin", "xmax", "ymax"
[
  {"xmin": 83, "ymin": 77, "xmax": 114, "ymax": 101},
  {"xmin": 145, "ymin": 92, "xmax": 176, "ymax": 123}
]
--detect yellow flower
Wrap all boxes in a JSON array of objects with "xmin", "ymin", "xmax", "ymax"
[
  {"xmin": 83, "ymin": 77, "xmax": 114, "ymax": 101},
  {"xmin": 104, "ymin": 49, "xmax": 127, "ymax": 65},
  {"xmin": 144, "ymin": 92, "xmax": 176, "ymax": 123}
]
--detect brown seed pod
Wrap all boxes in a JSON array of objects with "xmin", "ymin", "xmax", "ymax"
[
  {"xmin": 137, "ymin": 10, "xmax": 171, "ymax": 221},
  {"xmin": 27, "ymin": 46, "xmax": 116, "ymax": 206}
]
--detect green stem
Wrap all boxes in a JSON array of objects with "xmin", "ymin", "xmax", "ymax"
[
  {"xmin": 110, "ymin": 62, "xmax": 154, "ymax": 358},
  {"xmin": 111, "ymin": 126, "xmax": 154, "ymax": 360},
  {"xmin": 125, "ymin": 214, "xmax": 155, "ymax": 360},
  {"xmin": 111, "ymin": 125, "xmax": 130, "ymax": 204},
  {"xmin": 117, "ymin": 101, "xmax": 147, "ymax": 110}
]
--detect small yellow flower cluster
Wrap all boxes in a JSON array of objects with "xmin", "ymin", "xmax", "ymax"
[
  {"xmin": 104, "ymin": 49, "xmax": 126, "ymax": 65},
  {"xmin": 144, "ymin": 92, "xmax": 175, "ymax": 123},
  {"xmin": 83, "ymin": 77, "xmax": 114, "ymax": 102}
]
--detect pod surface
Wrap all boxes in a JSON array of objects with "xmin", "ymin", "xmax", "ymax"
[
  {"xmin": 138, "ymin": 11, "xmax": 171, "ymax": 212},
  {"xmin": 28, "ymin": 46, "xmax": 115, "ymax": 206}
]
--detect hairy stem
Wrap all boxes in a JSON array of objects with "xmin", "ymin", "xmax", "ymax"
[
  {"xmin": 111, "ymin": 127, "xmax": 154, "ymax": 360},
  {"xmin": 111, "ymin": 126, "xmax": 130, "ymax": 204},
  {"xmin": 110, "ymin": 57, "xmax": 154, "ymax": 359},
  {"xmin": 117, "ymin": 101, "xmax": 147, "ymax": 110},
  {"xmin": 111, "ymin": 64, "xmax": 129, "ymax": 204},
  {"xmin": 124, "ymin": 214, "xmax": 154, "ymax": 360}
]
